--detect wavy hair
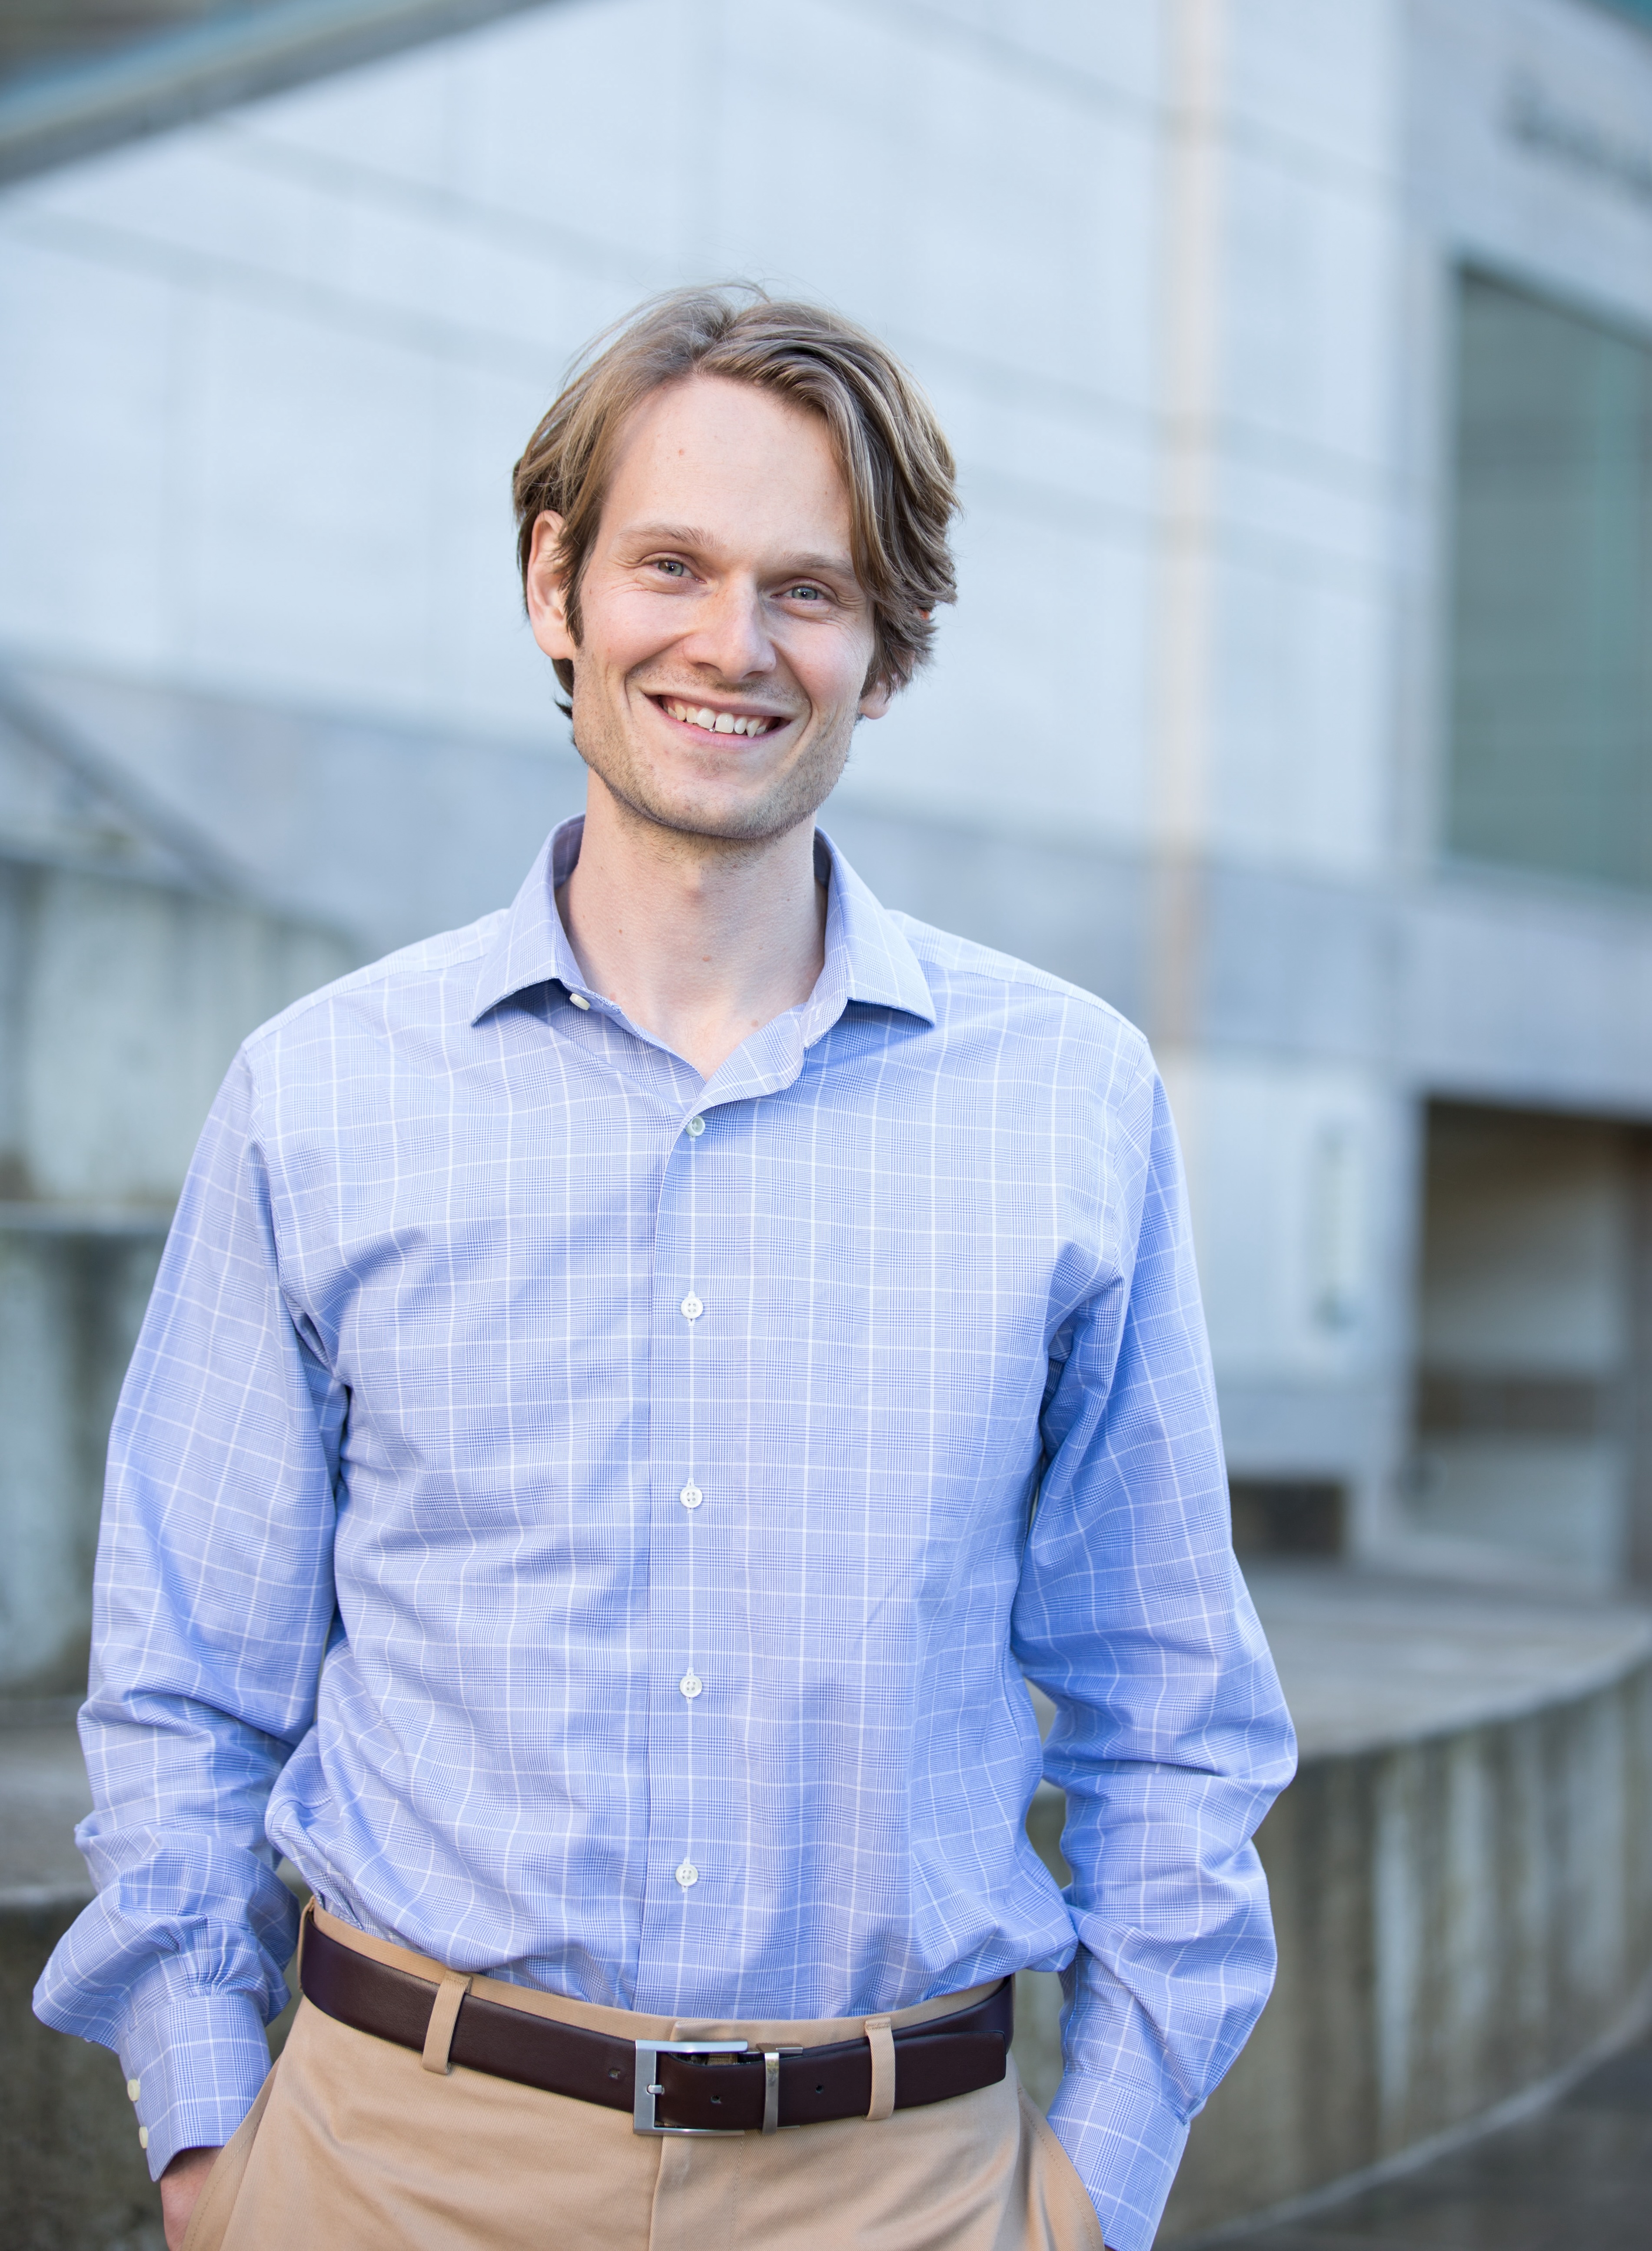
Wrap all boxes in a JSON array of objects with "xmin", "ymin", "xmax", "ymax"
[{"xmin": 512, "ymin": 283, "xmax": 958, "ymax": 700}]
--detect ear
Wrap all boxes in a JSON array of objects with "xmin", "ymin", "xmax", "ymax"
[
  {"xmin": 858, "ymin": 675, "xmax": 894, "ymax": 722},
  {"xmin": 526, "ymin": 512, "xmax": 576, "ymax": 662}
]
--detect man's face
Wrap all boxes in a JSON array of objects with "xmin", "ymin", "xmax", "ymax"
[{"xmin": 528, "ymin": 374, "xmax": 891, "ymax": 846}]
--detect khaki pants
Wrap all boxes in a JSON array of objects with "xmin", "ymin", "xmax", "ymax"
[{"xmin": 183, "ymin": 1908, "xmax": 1102, "ymax": 2251}]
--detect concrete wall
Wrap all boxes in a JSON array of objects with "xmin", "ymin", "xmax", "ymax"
[
  {"xmin": 0, "ymin": 860, "xmax": 348, "ymax": 1209},
  {"xmin": 0, "ymin": 0, "xmax": 1417, "ymax": 1554},
  {"xmin": 1172, "ymin": 1575, "xmax": 1652, "ymax": 2238},
  {"xmin": 4, "ymin": 0, "xmax": 1650, "ymax": 1588},
  {"xmin": 10, "ymin": 1606, "xmax": 1652, "ymax": 2244},
  {"xmin": 1160, "ymin": 1654, "xmax": 1652, "ymax": 2237},
  {"xmin": 0, "ymin": 1226, "xmax": 164, "ymax": 1693},
  {"xmin": 1, "ymin": 1891, "xmax": 165, "ymax": 2250},
  {"xmin": 0, "ymin": 840, "xmax": 352, "ymax": 1691},
  {"xmin": 1, "ymin": 1709, "xmax": 309, "ymax": 2250},
  {"xmin": 1005, "ymin": 1575, "xmax": 1652, "ymax": 2238}
]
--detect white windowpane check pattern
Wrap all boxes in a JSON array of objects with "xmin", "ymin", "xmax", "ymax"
[{"xmin": 34, "ymin": 820, "xmax": 1295, "ymax": 2251}]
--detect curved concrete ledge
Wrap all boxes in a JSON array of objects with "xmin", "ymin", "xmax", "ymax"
[
  {"xmin": 1155, "ymin": 1568, "xmax": 1652, "ymax": 2244},
  {"xmin": 0, "ymin": 1714, "xmax": 164, "ymax": 2247},
  {"xmin": 9, "ymin": 1572, "xmax": 1652, "ymax": 2245}
]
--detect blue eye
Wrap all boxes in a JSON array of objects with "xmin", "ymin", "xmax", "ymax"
[{"xmin": 655, "ymin": 558, "xmax": 687, "ymax": 577}]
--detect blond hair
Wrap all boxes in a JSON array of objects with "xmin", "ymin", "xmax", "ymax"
[{"xmin": 512, "ymin": 284, "xmax": 958, "ymax": 699}]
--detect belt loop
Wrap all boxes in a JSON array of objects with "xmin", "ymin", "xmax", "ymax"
[
  {"xmin": 296, "ymin": 1896, "xmax": 315, "ymax": 1981},
  {"xmin": 421, "ymin": 1971, "xmax": 474, "ymax": 2075},
  {"xmin": 864, "ymin": 2015, "xmax": 895, "ymax": 2122}
]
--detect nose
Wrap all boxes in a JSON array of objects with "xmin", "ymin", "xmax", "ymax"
[{"xmin": 678, "ymin": 576, "xmax": 776, "ymax": 683}]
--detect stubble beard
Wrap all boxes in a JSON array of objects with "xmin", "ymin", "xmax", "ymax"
[{"xmin": 568, "ymin": 673, "xmax": 855, "ymax": 852}]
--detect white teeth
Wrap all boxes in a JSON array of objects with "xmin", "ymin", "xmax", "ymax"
[{"xmin": 662, "ymin": 699, "xmax": 771, "ymax": 736}]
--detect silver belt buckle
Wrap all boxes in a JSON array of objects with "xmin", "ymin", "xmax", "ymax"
[
  {"xmin": 760, "ymin": 2046, "xmax": 802, "ymax": 2133},
  {"xmin": 632, "ymin": 2039, "xmax": 750, "ymax": 2135}
]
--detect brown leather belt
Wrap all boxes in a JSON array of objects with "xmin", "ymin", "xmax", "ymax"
[{"xmin": 299, "ymin": 1913, "xmax": 1012, "ymax": 2135}]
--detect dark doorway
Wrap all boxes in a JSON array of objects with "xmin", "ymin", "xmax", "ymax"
[{"xmin": 1407, "ymin": 1102, "xmax": 1652, "ymax": 1588}]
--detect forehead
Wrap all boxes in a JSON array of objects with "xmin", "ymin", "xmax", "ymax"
[{"xmin": 601, "ymin": 375, "xmax": 853, "ymax": 553}]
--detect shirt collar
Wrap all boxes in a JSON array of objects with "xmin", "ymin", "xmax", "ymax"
[{"xmin": 469, "ymin": 815, "xmax": 936, "ymax": 1033}]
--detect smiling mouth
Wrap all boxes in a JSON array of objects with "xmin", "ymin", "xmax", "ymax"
[{"xmin": 655, "ymin": 696, "xmax": 788, "ymax": 739}]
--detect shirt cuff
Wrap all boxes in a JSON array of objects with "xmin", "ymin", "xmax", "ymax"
[
  {"xmin": 119, "ymin": 1990, "xmax": 274, "ymax": 2183},
  {"xmin": 1045, "ymin": 2070, "xmax": 1190, "ymax": 2251}
]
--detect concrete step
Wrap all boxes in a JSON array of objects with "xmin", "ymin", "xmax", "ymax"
[
  {"xmin": 0, "ymin": 1708, "xmax": 162, "ymax": 2250},
  {"xmin": 1216, "ymin": 2024, "xmax": 1652, "ymax": 2250}
]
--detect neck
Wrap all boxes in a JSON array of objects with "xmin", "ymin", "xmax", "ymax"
[{"xmin": 557, "ymin": 775, "xmax": 829, "ymax": 1080}]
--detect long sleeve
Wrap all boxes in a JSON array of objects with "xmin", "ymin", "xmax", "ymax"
[
  {"xmin": 32, "ymin": 830, "xmax": 1296, "ymax": 2220},
  {"xmin": 1013, "ymin": 1069, "xmax": 1298, "ymax": 2251},
  {"xmin": 33, "ymin": 1052, "xmax": 346, "ymax": 2180}
]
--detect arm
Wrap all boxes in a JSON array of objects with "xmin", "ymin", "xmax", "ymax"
[
  {"xmin": 1013, "ymin": 1066, "xmax": 1297, "ymax": 2251},
  {"xmin": 32, "ymin": 1052, "xmax": 345, "ymax": 2184}
]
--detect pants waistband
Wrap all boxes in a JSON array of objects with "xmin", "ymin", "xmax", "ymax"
[{"xmin": 304, "ymin": 1900, "xmax": 1001, "ymax": 2049}]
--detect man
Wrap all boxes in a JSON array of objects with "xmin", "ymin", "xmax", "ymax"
[{"xmin": 37, "ymin": 287, "xmax": 1295, "ymax": 2251}]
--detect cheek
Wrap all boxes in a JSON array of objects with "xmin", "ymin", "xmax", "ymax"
[
  {"xmin": 788, "ymin": 627, "xmax": 879, "ymax": 714},
  {"xmin": 582, "ymin": 587, "xmax": 680, "ymax": 673}
]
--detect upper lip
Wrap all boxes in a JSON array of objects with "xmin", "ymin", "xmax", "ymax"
[{"xmin": 651, "ymin": 693, "xmax": 792, "ymax": 723}]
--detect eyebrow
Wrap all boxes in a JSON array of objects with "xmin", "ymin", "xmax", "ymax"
[{"xmin": 622, "ymin": 523, "xmax": 858, "ymax": 582}]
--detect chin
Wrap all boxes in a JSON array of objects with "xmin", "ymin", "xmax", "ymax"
[
  {"xmin": 597, "ymin": 756, "xmax": 830, "ymax": 847},
  {"xmin": 576, "ymin": 709, "xmax": 847, "ymax": 846},
  {"xmin": 648, "ymin": 793, "xmax": 808, "ymax": 845}
]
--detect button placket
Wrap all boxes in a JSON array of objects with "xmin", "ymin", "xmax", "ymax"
[
  {"xmin": 675, "ymin": 1262, "xmax": 704, "ymax": 1880},
  {"xmin": 654, "ymin": 1106, "xmax": 715, "ymax": 1917}
]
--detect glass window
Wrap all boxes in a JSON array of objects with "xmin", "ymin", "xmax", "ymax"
[{"xmin": 1446, "ymin": 269, "xmax": 1652, "ymax": 891}]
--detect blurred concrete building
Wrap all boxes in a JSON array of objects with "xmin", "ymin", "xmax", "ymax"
[
  {"xmin": 3, "ymin": 0, "xmax": 1651, "ymax": 1650},
  {"xmin": 3, "ymin": 0, "xmax": 1652, "ymax": 2238},
  {"xmin": 0, "ymin": 680, "xmax": 348, "ymax": 1692}
]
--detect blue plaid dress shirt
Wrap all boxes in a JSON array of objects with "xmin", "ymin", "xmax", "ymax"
[{"xmin": 36, "ymin": 817, "xmax": 1294, "ymax": 2251}]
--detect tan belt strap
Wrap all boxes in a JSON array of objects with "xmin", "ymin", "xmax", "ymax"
[
  {"xmin": 864, "ymin": 2014, "xmax": 896, "ymax": 2121},
  {"xmin": 421, "ymin": 1972, "xmax": 474, "ymax": 2074}
]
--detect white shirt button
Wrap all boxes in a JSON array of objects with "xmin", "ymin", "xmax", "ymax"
[
  {"xmin": 685, "ymin": 1115, "xmax": 705, "ymax": 1137},
  {"xmin": 679, "ymin": 1481, "xmax": 703, "ymax": 1510},
  {"xmin": 568, "ymin": 992, "xmax": 591, "ymax": 1010},
  {"xmin": 675, "ymin": 1860, "xmax": 699, "ymax": 1888},
  {"xmin": 680, "ymin": 1293, "xmax": 703, "ymax": 1322},
  {"xmin": 679, "ymin": 1671, "xmax": 703, "ymax": 1699},
  {"xmin": 126, "ymin": 2078, "xmax": 140, "ymax": 2102},
  {"xmin": 138, "ymin": 2125, "xmax": 149, "ymax": 2149}
]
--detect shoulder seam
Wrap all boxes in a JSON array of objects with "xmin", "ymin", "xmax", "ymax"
[
  {"xmin": 887, "ymin": 911, "xmax": 1143, "ymax": 1037},
  {"xmin": 240, "ymin": 919, "xmax": 502, "ymax": 1055}
]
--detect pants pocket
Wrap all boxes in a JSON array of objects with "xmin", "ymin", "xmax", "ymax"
[
  {"xmin": 179, "ymin": 2066, "xmax": 278, "ymax": 2251},
  {"xmin": 1019, "ymin": 2083, "xmax": 1107, "ymax": 2251}
]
